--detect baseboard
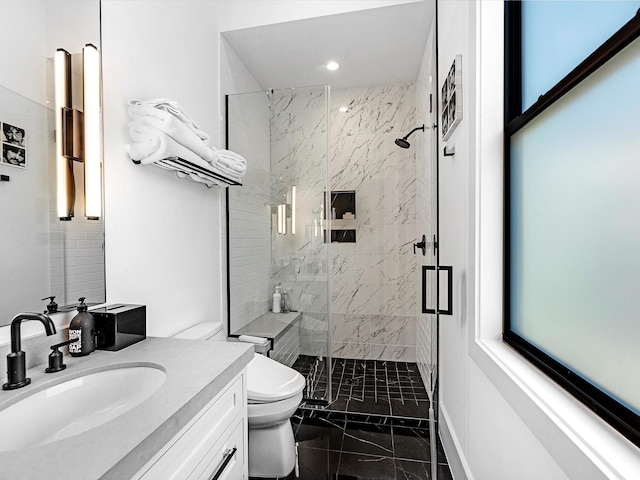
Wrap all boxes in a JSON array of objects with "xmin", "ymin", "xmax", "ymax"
[{"xmin": 439, "ymin": 404, "xmax": 472, "ymax": 480}]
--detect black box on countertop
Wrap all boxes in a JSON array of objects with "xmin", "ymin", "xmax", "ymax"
[{"xmin": 93, "ymin": 304, "xmax": 146, "ymax": 351}]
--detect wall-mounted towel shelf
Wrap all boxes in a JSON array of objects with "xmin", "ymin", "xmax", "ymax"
[{"xmin": 133, "ymin": 156, "xmax": 242, "ymax": 187}]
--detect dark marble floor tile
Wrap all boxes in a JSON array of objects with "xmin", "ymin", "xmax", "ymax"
[
  {"xmin": 281, "ymin": 448, "xmax": 340, "ymax": 480},
  {"xmin": 390, "ymin": 399, "xmax": 430, "ymax": 419},
  {"xmin": 390, "ymin": 416, "xmax": 428, "ymax": 429},
  {"xmin": 348, "ymin": 397, "xmax": 391, "ymax": 416},
  {"xmin": 395, "ymin": 459, "xmax": 455, "ymax": 480},
  {"xmin": 395, "ymin": 459, "xmax": 432, "ymax": 480},
  {"xmin": 342, "ymin": 422, "xmax": 393, "ymax": 456},
  {"xmin": 327, "ymin": 395, "xmax": 350, "ymax": 412},
  {"xmin": 338, "ymin": 453, "xmax": 396, "ymax": 480},
  {"xmin": 296, "ymin": 417, "xmax": 345, "ymax": 451},
  {"xmin": 393, "ymin": 426, "xmax": 431, "ymax": 462}
]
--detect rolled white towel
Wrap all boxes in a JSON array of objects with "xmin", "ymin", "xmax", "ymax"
[
  {"xmin": 126, "ymin": 119, "xmax": 247, "ymax": 178},
  {"xmin": 212, "ymin": 148, "xmax": 247, "ymax": 176},
  {"xmin": 128, "ymin": 114, "xmax": 212, "ymax": 161},
  {"xmin": 174, "ymin": 170, "xmax": 217, "ymax": 187},
  {"xmin": 126, "ymin": 125, "xmax": 206, "ymax": 166},
  {"xmin": 128, "ymin": 105, "xmax": 210, "ymax": 145},
  {"xmin": 127, "ymin": 127, "xmax": 241, "ymax": 184},
  {"xmin": 237, "ymin": 335, "xmax": 270, "ymax": 347},
  {"xmin": 128, "ymin": 98, "xmax": 205, "ymax": 135}
]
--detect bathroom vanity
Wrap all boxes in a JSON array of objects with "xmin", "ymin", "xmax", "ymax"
[{"xmin": 0, "ymin": 337, "xmax": 254, "ymax": 479}]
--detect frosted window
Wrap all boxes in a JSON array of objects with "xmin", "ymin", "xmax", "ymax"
[
  {"xmin": 522, "ymin": 0, "xmax": 640, "ymax": 111},
  {"xmin": 511, "ymin": 37, "xmax": 640, "ymax": 415}
]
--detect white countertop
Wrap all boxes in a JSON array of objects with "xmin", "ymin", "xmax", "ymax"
[{"xmin": 0, "ymin": 337, "xmax": 254, "ymax": 480}]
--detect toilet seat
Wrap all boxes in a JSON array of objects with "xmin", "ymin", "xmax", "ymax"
[{"xmin": 247, "ymin": 353, "xmax": 305, "ymax": 403}]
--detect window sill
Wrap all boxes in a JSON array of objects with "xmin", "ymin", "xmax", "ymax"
[{"xmin": 470, "ymin": 337, "xmax": 640, "ymax": 479}]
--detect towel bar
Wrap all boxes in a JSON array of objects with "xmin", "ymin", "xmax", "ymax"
[{"xmin": 133, "ymin": 156, "xmax": 242, "ymax": 187}]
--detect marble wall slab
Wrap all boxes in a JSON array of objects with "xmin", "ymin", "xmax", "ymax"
[
  {"xmin": 331, "ymin": 313, "xmax": 417, "ymax": 362},
  {"xmin": 330, "ymin": 83, "xmax": 418, "ymax": 362}
]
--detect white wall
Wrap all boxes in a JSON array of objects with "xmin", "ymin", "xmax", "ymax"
[
  {"xmin": 220, "ymin": 38, "xmax": 270, "ymax": 334},
  {"xmin": 101, "ymin": 0, "xmax": 226, "ymax": 336},
  {"xmin": 226, "ymin": 90, "xmax": 271, "ymax": 332},
  {"xmin": 438, "ymin": 2, "xmax": 640, "ymax": 479},
  {"xmin": 0, "ymin": 0, "xmax": 47, "ymax": 104},
  {"xmin": 216, "ymin": 0, "xmax": 423, "ymax": 32}
]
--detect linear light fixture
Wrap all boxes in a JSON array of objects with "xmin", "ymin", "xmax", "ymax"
[
  {"xmin": 291, "ymin": 185, "xmax": 296, "ymax": 235},
  {"xmin": 55, "ymin": 45, "xmax": 102, "ymax": 221},
  {"xmin": 83, "ymin": 43, "xmax": 102, "ymax": 220},
  {"xmin": 55, "ymin": 48, "xmax": 75, "ymax": 220},
  {"xmin": 277, "ymin": 204, "xmax": 287, "ymax": 235}
]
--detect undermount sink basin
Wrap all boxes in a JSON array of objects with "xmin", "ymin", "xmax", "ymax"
[{"xmin": 0, "ymin": 365, "xmax": 166, "ymax": 452}]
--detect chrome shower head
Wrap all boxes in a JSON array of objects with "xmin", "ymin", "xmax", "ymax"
[{"xmin": 394, "ymin": 125, "xmax": 425, "ymax": 149}]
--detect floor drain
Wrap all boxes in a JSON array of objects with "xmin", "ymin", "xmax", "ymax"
[{"xmin": 344, "ymin": 376, "xmax": 363, "ymax": 386}]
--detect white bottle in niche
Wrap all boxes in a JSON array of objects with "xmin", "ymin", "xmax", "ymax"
[{"xmin": 272, "ymin": 286, "xmax": 282, "ymax": 313}]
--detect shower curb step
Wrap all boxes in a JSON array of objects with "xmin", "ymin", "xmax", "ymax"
[{"xmin": 296, "ymin": 405, "xmax": 431, "ymax": 429}]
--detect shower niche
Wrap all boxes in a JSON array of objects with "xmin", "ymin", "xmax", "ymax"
[{"xmin": 326, "ymin": 190, "xmax": 356, "ymax": 243}]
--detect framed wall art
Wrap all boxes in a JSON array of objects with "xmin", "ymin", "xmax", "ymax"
[
  {"xmin": 1, "ymin": 121, "xmax": 27, "ymax": 169},
  {"xmin": 441, "ymin": 54, "xmax": 462, "ymax": 141}
]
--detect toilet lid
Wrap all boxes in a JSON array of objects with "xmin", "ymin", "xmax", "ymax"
[{"xmin": 247, "ymin": 354, "xmax": 305, "ymax": 402}]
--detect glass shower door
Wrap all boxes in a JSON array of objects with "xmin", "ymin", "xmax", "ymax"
[
  {"xmin": 269, "ymin": 85, "xmax": 332, "ymax": 404},
  {"xmin": 226, "ymin": 86, "xmax": 332, "ymax": 404},
  {"xmin": 416, "ymin": 14, "xmax": 440, "ymax": 479}
]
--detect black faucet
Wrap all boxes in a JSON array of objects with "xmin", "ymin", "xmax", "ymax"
[{"xmin": 3, "ymin": 313, "xmax": 56, "ymax": 390}]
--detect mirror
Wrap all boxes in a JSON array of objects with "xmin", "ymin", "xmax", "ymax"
[{"xmin": 0, "ymin": 0, "xmax": 104, "ymax": 326}]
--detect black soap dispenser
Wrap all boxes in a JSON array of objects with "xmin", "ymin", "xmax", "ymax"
[{"xmin": 68, "ymin": 297, "xmax": 96, "ymax": 357}]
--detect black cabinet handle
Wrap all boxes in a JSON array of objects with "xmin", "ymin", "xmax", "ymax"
[{"xmin": 210, "ymin": 446, "xmax": 237, "ymax": 480}]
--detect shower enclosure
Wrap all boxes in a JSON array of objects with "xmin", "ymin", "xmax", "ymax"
[
  {"xmin": 226, "ymin": 85, "xmax": 332, "ymax": 403},
  {"xmin": 224, "ymin": 3, "xmax": 443, "ymax": 476}
]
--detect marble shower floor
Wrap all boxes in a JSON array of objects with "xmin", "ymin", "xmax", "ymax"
[
  {"xmin": 249, "ymin": 356, "xmax": 454, "ymax": 479},
  {"xmin": 293, "ymin": 356, "xmax": 433, "ymax": 421}
]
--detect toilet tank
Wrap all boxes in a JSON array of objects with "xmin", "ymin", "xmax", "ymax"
[{"xmin": 172, "ymin": 322, "xmax": 225, "ymax": 341}]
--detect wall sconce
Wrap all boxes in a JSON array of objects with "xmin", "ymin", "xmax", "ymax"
[
  {"xmin": 276, "ymin": 186, "xmax": 296, "ymax": 236},
  {"xmin": 83, "ymin": 43, "xmax": 102, "ymax": 220},
  {"xmin": 290, "ymin": 185, "xmax": 296, "ymax": 235},
  {"xmin": 277, "ymin": 204, "xmax": 287, "ymax": 235},
  {"xmin": 55, "ymin": 48, "xmax": 74, "ymax": 220},
  {"xmin": 55, "ymin": 44, "xmax": 102, "ymax": 221}
]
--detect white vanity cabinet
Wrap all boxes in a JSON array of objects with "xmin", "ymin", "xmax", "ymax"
[{"xmin": 133, "ymin": 371, "xmax": 247, "ymax": 480}]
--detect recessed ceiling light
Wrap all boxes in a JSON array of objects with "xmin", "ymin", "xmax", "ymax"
[
  {"xmin": 326, "ymin": 61, "xmax": 340, "ymax": 71},
  {"xmin": 339, "ymin": 106, "xmax": 348, "ymax": 112}
]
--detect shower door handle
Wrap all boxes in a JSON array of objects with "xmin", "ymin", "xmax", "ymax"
[
  {"xmin": 421, "ymin": 265, "xmax": 453, "ymax": 315},
  {"xmin": 413, "ymin": 235, "xmax": 426, "ymax": 256}
]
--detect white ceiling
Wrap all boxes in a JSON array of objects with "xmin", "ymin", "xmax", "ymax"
[{"xmin": 222, "ymin": 1, "xmax": 434, "ymax": 91}]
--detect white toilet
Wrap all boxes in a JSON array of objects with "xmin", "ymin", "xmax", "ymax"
[{"xmin": 172, "ymin": 322, "xmax": 305, "ymax": 478}]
